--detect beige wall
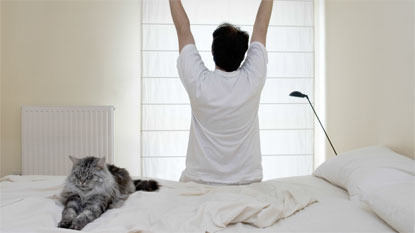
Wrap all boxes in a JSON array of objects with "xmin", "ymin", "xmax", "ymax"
[
  {"xmin": 0, "ymin": 0, "xmax": 2, "ymax": 177},
  {"xmin": 0, "ymin": 0, "xmax": 141, "ymax": 177},
  {"xmin": 326, "ymin": 0, "xmax": 414, "ymax": 158}
]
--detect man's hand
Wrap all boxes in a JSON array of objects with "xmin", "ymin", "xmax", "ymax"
[
  {"xmin": 251, "ymin": 0, "xmax": 274, "ymax": 46},
  {"xmin": 169, "ymin": 0, "xmax": 195, "ymax": 52}
]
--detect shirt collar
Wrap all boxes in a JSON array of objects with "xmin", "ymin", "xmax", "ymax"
[{"xmin": 214, "ymin": 68, "xmax": 240, "ymax": 77}]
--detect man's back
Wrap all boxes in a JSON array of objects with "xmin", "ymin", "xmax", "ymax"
[
  {"xmin": 178, "ymin": 42, "xmax": 268, "ymax": 184},
  {"xmin": 169, "ymin": 0, "xmax": 273, "ymax": 184}
]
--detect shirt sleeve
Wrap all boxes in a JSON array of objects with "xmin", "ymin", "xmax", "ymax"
[
  {"xmin": 177, "ymin": 44, "xmax": 208, "ymax": 99},
  {"xmin": 241, "ymin": 42, "xmax": 268, "ymax": 86}
]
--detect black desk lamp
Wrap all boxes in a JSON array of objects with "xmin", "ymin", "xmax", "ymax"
[{"xmin": 289, "ymin": 91, "xmax": 338, "ymax": 156}]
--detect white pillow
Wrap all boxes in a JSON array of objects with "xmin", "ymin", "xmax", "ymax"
[
  {"xmin": 313, "ymin": 145, "xmax": 415, "ymax": 200},
  {"xmin": 347, "ymin": 167, "xmax": 414, "ymax": 201},
  {"xmin": 364, "ymin": 182, "xmax": 415, "ymax": 233}
]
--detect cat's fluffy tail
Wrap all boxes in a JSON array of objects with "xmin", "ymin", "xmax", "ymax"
[{"xmin": 133, "ymin": 179, "xmax": 159, "ymax": 192}]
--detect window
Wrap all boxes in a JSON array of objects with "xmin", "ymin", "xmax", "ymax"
[{"xmin": 141, "ymin": 0, "xmax": 314, "ymax": 180}]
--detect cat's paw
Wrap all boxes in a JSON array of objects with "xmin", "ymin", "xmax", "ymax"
[
  {"xmin": 57, "ymin": 219, "xmax": 72, "ymax": 228},
  {"xmin": 69, "ymin": 218, "xmax": 86, "ymax": 230},
  {"xmin": 69, "ymin": 222, "xmax": 84, "ymax": 231}
]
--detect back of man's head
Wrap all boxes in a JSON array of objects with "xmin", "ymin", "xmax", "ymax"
[{"xmin": 212, "ymin": 23, "xmax": 249, "ymax": 72}]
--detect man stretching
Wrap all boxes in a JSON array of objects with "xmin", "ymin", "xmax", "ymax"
[{"xmin": 169, "ymin": 0, "xmax": 274, "ymax": 185}]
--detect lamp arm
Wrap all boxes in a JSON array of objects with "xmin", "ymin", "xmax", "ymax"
[{"xmin": 305, "ymin": 96, "xmax": 338, "ymax": 156}]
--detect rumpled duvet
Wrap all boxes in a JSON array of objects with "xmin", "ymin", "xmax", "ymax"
[{"xmin": 0, "ymin": 175, "xmax": 316, "ymax": 233}]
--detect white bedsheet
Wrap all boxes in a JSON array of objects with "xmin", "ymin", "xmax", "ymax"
[
  {"xmin": 0, "ymin": 175, "xmax": 394, "ymax": 233},
  {"xmin": 222, "ymin": 176, "xmax": 396, "ymax": 232}
]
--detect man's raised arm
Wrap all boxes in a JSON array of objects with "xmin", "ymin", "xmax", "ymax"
[
  {"xmin": 251, "ymin": 0, "xmax": 274, "ymax": 46},
  {"xmin": 169, "ymin": 0, "xmax": 195, "ymax": 52}
]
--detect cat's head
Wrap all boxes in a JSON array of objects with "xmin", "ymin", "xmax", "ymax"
[{"xmin": 68, "ymin": 156, "xmax": 107, "ymax": 191}]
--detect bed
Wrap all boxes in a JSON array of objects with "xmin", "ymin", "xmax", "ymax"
[{"xmin": 1, "ymin": 146, "xmax": 414, "ymax": 233}]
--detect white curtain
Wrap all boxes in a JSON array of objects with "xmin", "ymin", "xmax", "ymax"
[{"xmin": 141, "ymin": 0, "xmax": 314, "ymax": 181}]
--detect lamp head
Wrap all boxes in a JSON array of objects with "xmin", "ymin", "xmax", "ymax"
[{"xmin": 289, "ymin": 91, "xmax": 308, "ymax": 98}]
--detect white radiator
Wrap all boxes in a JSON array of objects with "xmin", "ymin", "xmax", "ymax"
[{"xmin": 22, "ymin": 106, "xmax": 114, "ymax": 175}]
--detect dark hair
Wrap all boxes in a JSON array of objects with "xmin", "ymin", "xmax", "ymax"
[{"xmin": 212, "ymin": 23, "xmax": 249, "ymax": 72}]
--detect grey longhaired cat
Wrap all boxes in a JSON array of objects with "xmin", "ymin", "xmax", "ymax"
[{"xmin": 58, "ymin": 156, "xmax": 159, "ymax": 230}]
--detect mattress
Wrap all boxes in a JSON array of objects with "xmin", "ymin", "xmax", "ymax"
[{"xmin": 0, "ymin": 175, "xmax": 395, "ymax": 233}]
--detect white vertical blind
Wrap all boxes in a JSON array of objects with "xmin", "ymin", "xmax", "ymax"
[{"xmin": 141, "ymin": 0, "xmax": 314, "ymax": 181}]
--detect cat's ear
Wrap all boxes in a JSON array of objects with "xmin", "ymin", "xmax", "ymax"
[
  {"xmin": 97, "ymin": 157, "xmax": 106, "ymax": 168},
  {"xmin": 69, "ymin": 155, "xmax": 80, "ymax": 164}
]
